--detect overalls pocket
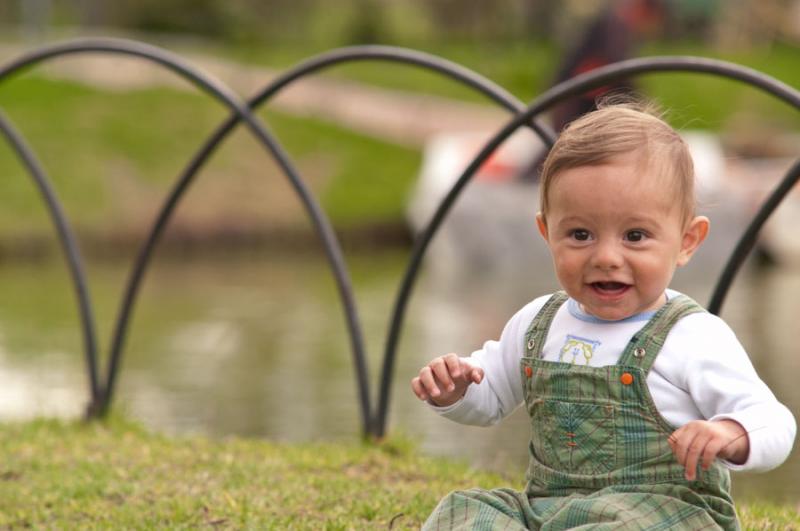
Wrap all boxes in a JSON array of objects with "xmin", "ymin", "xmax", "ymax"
[
  {"xmin": 521, "ymin": 358, "xmax": 618, "ymax": 475},
  {"xmin": 529, "ymin": 397, "xmax": 617, "ymax": 475}
]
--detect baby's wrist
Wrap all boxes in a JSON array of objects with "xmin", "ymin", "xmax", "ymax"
[
  {"xmin": 428, "ymin": 390, "xmax": 465, "ymax": 408},
  {"xmin": 428, "ymin": 396, "xmax": 456, "ymax": 407},
  {"xmin": 715, "ymin": 419, "xmax": 749, "ymax": 464}
]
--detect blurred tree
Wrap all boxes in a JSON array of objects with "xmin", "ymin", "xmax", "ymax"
[
  {"xmin": 519, "ymin": 0, "xmax": 559, "ymax": 40},
  {"xmin": 70, "ymin": 0, "xmax": 320, "ymax": 44},
  {"xmin": 19, "ymin": 0, "xmax": 51, "ymax": 39},
  {"xmin": 346, "ymin": 0, "xmax": 386, "ymax": 44},
  {"xmin": 664, "ymin": 0, "xmax": 717, "ymax": 41},
  {"xmin": 421, "ymin": 0, "xmax": 524, "ymax": 40},
  {"xmin": 0, "ymin": 0, "xmax": 792, "ymax": 50},
  {"xmin": 786, "ymin": 0, "xmax": 800, "ymax": 43},
  {"xmin": 78, "ymin": 0, "xmax": 104, "ymax": 27},
  {"xmin": 712, "ymin": 0, "xmax": 793, "ymax": 49},
  {"xmin": 110, "ymin": 0, "xmax": 230, "ymax": 37},
  {"xmin": 219, "ymin": 0, "xmax": 316, "ymax": 44}
]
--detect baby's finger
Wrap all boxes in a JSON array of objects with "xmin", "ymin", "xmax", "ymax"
[
  {"xmin": 670, "ymin": 421, "xmax": 703, "ymax": 466},
  {"xmin": 684, "ymin": 433, "xmax": 711, "ymax": 481},
  {"xmin": 668, "ymin": 428, "xmax": 690, "ymax": 466},
  {"xmin": 411, "ymin": 377, "xmax": 428, "ymax": 401},
  {"xmin": 443, "ymin": 354, "xmax": 462, "ymax": 379},
  {"xmin": 701, "ymin": 438, "xmax": 725, "ymax": 470},
  {"xmin": 418, "ymin": 366, "xmax": 442, "ymax": 398},
  {"xmin": 431, "ymin": 359, "xmax": 456, "ymax": 393},
  {"xmin": 469, "ymin": 366, "xmax": 484, "ymax": 384},
  {"xmin": 667, "ymin": 431, "xmax": 678, "ymax": 451},
  {"xmin": 457, "ymin": 358, "xmax": 483, "ymax": 384}
]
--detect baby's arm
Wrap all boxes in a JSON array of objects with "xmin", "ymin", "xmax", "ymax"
[
  {"xmin": 411, "ymin": 296, "xmax": 550, "ymax": 425},
  {"xmin": 665, "ymin": 313, "xmax": 796, "ymax": 473},
  {"xmin": 668, "ymin": 419, "xmax": 749, "ymax": 481},
  {"xmin": 411, "ymin": 353, "xmax": 484, "ymax": 407}
]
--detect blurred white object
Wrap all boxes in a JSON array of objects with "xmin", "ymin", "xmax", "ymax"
[
  {"xmin": 406, "ymin": 128, "xmax": 549, "ymax": 278},
  {"xmin": 406, "ymin": 130, "xmax": 793, "ymax": 283}
]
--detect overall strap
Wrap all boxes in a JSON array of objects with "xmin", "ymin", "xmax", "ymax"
[
  {"xmin": 617, "ymin": 294, "xmax": 706, "ymax": 374},
  {"xmin": 524, "ymin": 291, "xmax": 569, "ymax": 358}
]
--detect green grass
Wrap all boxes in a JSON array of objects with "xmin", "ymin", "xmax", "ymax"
[
  {"xmin": 218, "ymin": 37, "xmax": 560, "ymax": 105},
  {"xmin": 215, "ymin": 38, "xmax": 800, "ymax": 131},
  {"xmin": 0, "ymin": 417, "xmax": 797, "ymax": 529},
  {"xmin": 0, "ymin": 417, "xmax": 512, "ymax": 529},
  {"xmin": 637, "ymin": 41, "xmax": 800, "ymax": 131},
  {"xmin": 260, "ymin": 108, "xmax": 421, "ymax": 228},
  {"xmin": 0, "ymin": 38, "xmax": 797, "ymax": 245},
  {"xmin": 0, "ymin": 75, "xmax": 420, "ymax": 240}
]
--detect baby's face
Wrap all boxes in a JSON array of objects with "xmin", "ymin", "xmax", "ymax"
[{"xmin": 537, "ymin": 155, "xmax": 707, "ymax": 321}]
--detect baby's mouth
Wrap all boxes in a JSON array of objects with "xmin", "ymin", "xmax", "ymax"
[{"xmin": 590, "ymin": 281, "xmax": 630, "ymax": 294}]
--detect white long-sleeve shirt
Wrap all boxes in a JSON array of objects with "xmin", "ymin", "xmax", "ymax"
[{"xmin": 432, "ymin": 290, "xmax": 796, "ymax": 472}]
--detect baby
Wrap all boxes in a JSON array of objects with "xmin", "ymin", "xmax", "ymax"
[{"xmin": 412, "ymin": 102, "xmax": 796, "ymax": 530}]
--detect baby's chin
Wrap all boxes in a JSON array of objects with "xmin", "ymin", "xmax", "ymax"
[
  {"xmin": 578, "ymin": 295, "xmax": 668, "ymax": 321},
  {"xmin": 582, "ymin": 305, "xmax": 637, "ymax": 322}
]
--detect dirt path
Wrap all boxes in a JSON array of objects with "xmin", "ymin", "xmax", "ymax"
[{"xmin": 0, "ymin": 42, "xmax": 512, "ymax": 148}]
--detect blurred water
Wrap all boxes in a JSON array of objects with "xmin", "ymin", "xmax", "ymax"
[{"xmin": 0, "ymin": 244, "xmax": 796, "ymax": 505}]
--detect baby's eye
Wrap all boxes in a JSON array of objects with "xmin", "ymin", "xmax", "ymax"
[
  {"xmin": 625, "ymin": 230, "xmax": 647, "ymax": 242},
  {"xmin": 570, "ymin": 229, "xmax": 592, "ymax": 241}
]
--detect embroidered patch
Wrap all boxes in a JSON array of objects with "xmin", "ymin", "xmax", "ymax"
[{"xmin": 559, "ymin": 334, "xmax": 601, "ymax": 365}]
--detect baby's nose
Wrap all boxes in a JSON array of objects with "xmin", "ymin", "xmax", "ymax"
[{"xmin": 591, "ymin": 241, "xmax": 625, "ymax": 269}]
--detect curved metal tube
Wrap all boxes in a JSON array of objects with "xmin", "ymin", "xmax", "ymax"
[
  {"xmin": 375, "ymin": 55, "xmax": 800, "ymax": 437},
  {"xmin": 708, "ymin": 158, "xmax": 800, "ymax": 314},
  {"xmin": 0, "ymin": 38, "xmax": 362, "ymax": 425},
  {"xmin": 2, "ymin": 42, "xmax": 796, "ymax": 439},
  {"xmin": 108, "ymin": 44, "xmax": 556, "ymax": 437},
  {"xmin": 0, "ymin": 110, "xmax": 101, "ymax": 410}
]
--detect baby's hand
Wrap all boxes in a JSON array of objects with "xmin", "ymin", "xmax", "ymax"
[
  {"xmin": 668, "ymin": 419, "xmax": 749, "ymax": 481},
  {"xmin": 411, "ymin": 353, "xmax": 484, "ymax": 407}
]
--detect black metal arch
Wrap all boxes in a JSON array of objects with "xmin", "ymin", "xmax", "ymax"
[
  {"xmin": 0, "ymin": 38, "xmax": 359, "ymax": 423},
  {"xmin": 1, "ymin": 41, "xmax": 797, "ymax": 441},
  {"xmin": 0, "ymin": 110, "xmax": 101, "ymax": 406},
  {"xmin": 374, "ymin": 55, "xmax": 800, "ymax": 437},
  {"xmin": 105, "ymin": 44, "xmax": 557, "ymax": 437},
  {"xmin": 707, "ymin": 157, "xmax": 800, "ymax": 313}
]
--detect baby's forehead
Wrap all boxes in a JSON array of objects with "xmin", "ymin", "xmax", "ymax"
[
  {"xmin": 548, "ymin": 158, "xmax": 688, "ymax": 217},
  {"xmin": 552, "ymin": 154, "xmax": 680, "ymax": 192}
]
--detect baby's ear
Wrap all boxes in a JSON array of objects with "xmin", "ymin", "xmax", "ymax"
[
  {"xmin": 677, "ymin": 216, "xmax": 710, "ymax": 266},
  {"xmin": 536, "ymin": 212, "xmax": 549, "ymax": 241}
]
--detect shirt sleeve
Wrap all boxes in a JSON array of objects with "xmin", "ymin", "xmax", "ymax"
[
  {"xmin": 428, "ymin": 296, "xmax": 550, "ymax": 426},
  {"xmin": 671, "ymin": 313, "xmax": 797, "ymax": 472}
]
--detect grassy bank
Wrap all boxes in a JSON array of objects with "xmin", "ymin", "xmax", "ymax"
[
  {"xmin": 0, "ymin": 417, "xmax": 798, "ymax": 529},
  {"xmin": 221, "ymin": 39, "xmax": 800, "ymax": 133},
  {"xmin": 0, "ymin": 75, "xmax": 420, "ymax": 247},
  {"xmin": 0, "ymin": 37, "xmax": 798, "ymax": 251}
]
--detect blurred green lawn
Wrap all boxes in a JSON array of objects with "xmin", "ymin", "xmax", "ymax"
[
  {"xmin": 0, "ymin": 39, "xmax": 797, "ymax": 245},
  {"xmin": 220, "ymin": 39, "xmax": 800, "ymax": 131},
  {"xmin": 0, "ymin": 75, "xmax": 420, "ymax": 241}
]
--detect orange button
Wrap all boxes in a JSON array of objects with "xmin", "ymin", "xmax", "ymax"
[
  {"xmin": 620, "ymin": 372, "xmax": 634, "ymax": 385},
  {"xmin": 525, "ymin": 366, "xmax": 533, "ymax": 378}
]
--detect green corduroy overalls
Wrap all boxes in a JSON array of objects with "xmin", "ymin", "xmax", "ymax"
[{"xmin": 423, "ymin": 292, "xmax": 739, "ymax": 530}]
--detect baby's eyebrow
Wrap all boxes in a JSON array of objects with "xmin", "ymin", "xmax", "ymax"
[
  {"xmin": 621, "ymin": 216, "xmax": 661, "ymax": 226},
  {"xmin": 554, "ymin": 216, "xmax": 589, "ymax": 225},
  {"xmin": 552, "ymin": 215, "xmax": 662, "ymax": 228}
]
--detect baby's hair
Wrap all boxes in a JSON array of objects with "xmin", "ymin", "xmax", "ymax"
[{"xmin": 539, "ymin": 96, "xmax": 695, "ymax": 225}]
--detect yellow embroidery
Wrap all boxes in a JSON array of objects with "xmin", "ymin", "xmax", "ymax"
[{"xmin": 559, "ymin": 335, "xmax": 601, "ymax": 365}]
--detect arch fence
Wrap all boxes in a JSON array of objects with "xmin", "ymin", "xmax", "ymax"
[{"xmin": 0, "ymin": 38, "xmax": 797, "ymax": 439}]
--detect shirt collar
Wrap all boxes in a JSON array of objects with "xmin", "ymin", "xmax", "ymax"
[{"xmin": 567, "ymin": 290, "xmax": 677, "ymax": 324}]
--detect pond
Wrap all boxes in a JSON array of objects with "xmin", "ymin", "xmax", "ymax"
[{"xmin": 0, "ymin": 237, "xmax": 797, "ymax": 505}]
